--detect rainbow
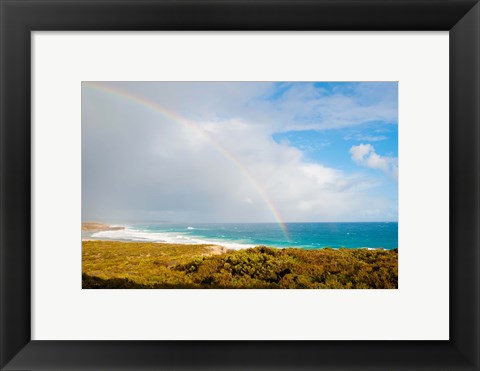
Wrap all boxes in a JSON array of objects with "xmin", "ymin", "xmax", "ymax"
[{"xmin": 83, "ymin": 82, "xmax": 290, "ymax": 241}]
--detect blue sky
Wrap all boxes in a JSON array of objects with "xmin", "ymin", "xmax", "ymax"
[
  {"xmin": 82, "ymin": 81, "xmax": 398, "ymax": 223},
  {"xmin": 267, "ymin": 82, "xmax": 398, "ymax": 218}
]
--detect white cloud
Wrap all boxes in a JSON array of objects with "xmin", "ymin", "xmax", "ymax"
[
  {"xmin": 344, "ymin": 134, "xmax": 388, "ymax": 142},
  {"xmin": 259, "ymin": 82, "xmax": 398, "ymax": 132},
  {"xmin": 357, "ymin": 135, "xmax": 388, "ymax": 142},
  {"xmin": 82, "ymin": 82, "xmax": 398, "ymax": 223},
  {"xmin": 350, "ymin": 144, "xmax": 398, "ymax": 178}
]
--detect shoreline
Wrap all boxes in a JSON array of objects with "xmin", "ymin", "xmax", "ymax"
[
  {"xmin": 81, "ymin": 236, "xmax": 393, "ymax": 251},
  {"xmin": 81, "ymin": 222, "xmax": 396, "ymax": 251},
  {"xmin": 82, "ymin": 222, "xmax": 125, "ymax": 232},
  {"xmin": 82, "ymin": 222, "xmax": 257, "ymax": 250},
  {"xmin": 82, "ymin": 237, "xmax": 233, "ymax": 254}
]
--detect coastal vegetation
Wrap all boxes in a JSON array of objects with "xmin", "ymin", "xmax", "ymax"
[{"xmin": 82, "ymin": 240, "xmax": 398, "ymax": 289}]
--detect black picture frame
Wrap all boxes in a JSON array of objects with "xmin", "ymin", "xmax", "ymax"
[{"xmin": 1, "ymin": 1, "xmax": 479, "ymax": 370}]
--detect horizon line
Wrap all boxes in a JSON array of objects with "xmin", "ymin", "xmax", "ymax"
[{"xmin": 82, "ymin": 220, "xmax": 399, "ymax": 224}]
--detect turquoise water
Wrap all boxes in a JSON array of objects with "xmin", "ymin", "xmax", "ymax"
[{"xmin": 92, "ymin": 222, "xmax": 398, "ymax": 250}]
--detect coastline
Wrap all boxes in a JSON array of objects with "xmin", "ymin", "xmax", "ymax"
[
  {"xmin": 81, "ymin": 222, "xmax": 396, "ymax": 251},
  {"xmin": 82, "ymin": 222, "xmax": 257, "ymax": 250},
  {"xmin": 82, "ymin": 222, "xmax": 125, "ymax": 232},
  {"xmin": 82, "ymin": 222, "xmax": 230, "ymax": 254}
]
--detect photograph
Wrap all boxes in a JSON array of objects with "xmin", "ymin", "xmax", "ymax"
[
  {"xmin": 82, "ymin": 81, "xmax": 398, "ymax": 289},
  {"xmin": 3, "ymin": 0, "xmax": 479, "ymax": 368}
]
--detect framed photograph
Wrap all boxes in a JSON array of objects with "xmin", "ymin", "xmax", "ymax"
[
  {"xmin": 1, "ymin": 0, "xmax": 479, "ymax": 370},
  {"xmin": 80, "ymin": 80, "xmax": 399, "ymax": 291}
]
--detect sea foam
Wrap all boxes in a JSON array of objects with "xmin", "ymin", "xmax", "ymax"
[{"xmin": 91, "ymin": 227, "xmax": 253, "ymax": 250}]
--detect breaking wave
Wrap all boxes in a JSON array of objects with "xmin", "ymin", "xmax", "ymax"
[{"xmin": 91, "ymin": 227, "xmax": 253, "ymax": 250}]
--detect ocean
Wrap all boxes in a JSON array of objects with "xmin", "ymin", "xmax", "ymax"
[{"xmin": 89, "ymin": 222, "xmax": 398, "ymax": 250}]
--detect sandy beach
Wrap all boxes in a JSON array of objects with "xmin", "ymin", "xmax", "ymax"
[{"xmin": 82, "ymin": 222, "xmax": 229, "ymax": 254}]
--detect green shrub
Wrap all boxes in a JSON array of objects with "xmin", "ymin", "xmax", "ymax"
[{"xmin": 82, "ymin": 241, "xmax": 398, "ymax": 289}]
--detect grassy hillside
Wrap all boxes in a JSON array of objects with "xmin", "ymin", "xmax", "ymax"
[{"xmin": 82, "ymin": 240, "xmax": 398, "ymax": 289}]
